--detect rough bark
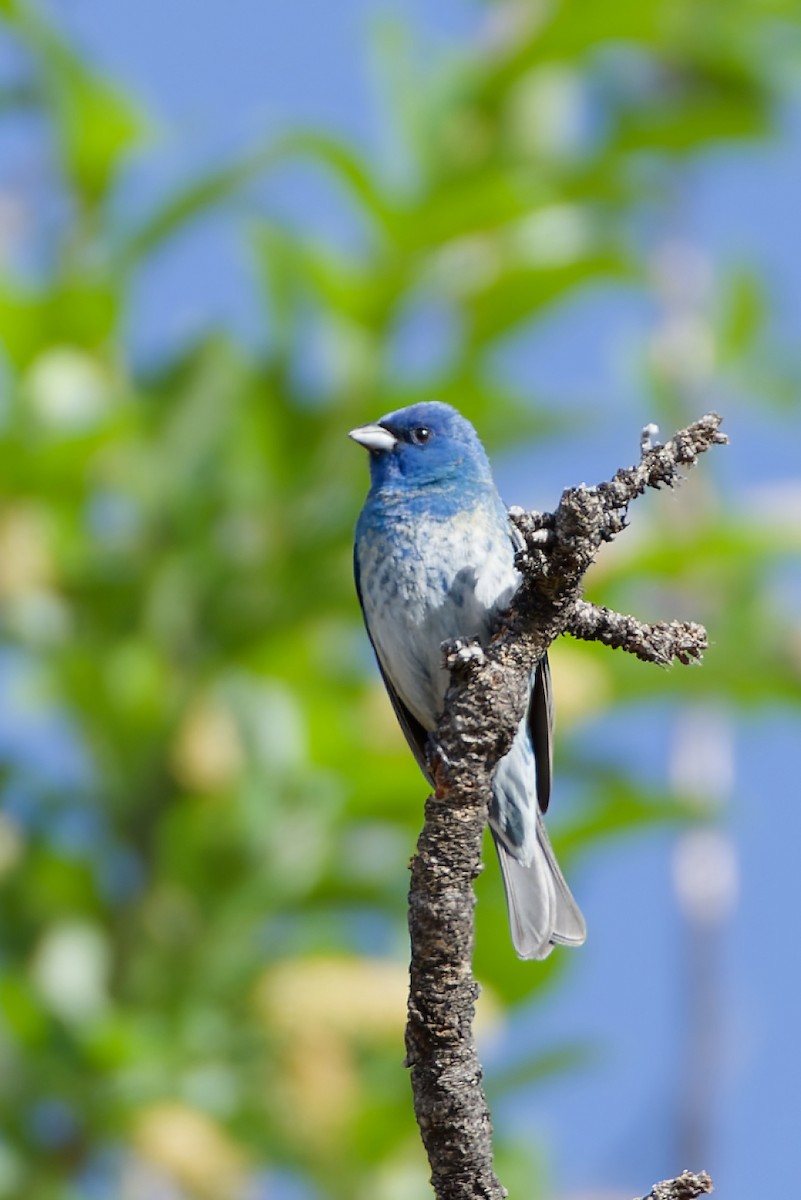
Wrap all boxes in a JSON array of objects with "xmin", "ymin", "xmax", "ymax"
[
  {"xmin": 405, "ymin": 415, "xmax": 726, "ymax": 1200},
  {"xmin": 639, "ymin": 1170, "xmax": 714, "ymax": 1199}
]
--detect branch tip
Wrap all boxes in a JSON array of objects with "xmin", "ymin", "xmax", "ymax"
[
  {"xmin": 641, "ymin": 422, "xmax": 661, "ymax": 454},
  {"xmin": 569, "ymin": 601, "xmax": 708, "ymax": 667},
  {"xmin": 638, "ymin": 1169, "xmax": 714, "ymax": 1200}
]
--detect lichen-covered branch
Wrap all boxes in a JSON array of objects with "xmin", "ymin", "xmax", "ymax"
[
  {"xmin": 406, "ymin": 788, "xmax": 506, "ymax": 1200},
  {"xmin": 510, "ymin": 412, "xmax": 727, "ymax": 599},
  {"xmin": 569, "ymin": 600, "xmax": 708, "ymax": 666},
  {"xmin": 637, "ymin": 1170, "xmax": 714, "ymax": 1200},
  {"xmin": 405, "ymin": 415, "xmax": 725, "ymax": 1200}
]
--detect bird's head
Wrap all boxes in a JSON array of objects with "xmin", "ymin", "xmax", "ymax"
[{"xmin": 349, "ymin": 402, "xmax": 492, "ymax": 494}]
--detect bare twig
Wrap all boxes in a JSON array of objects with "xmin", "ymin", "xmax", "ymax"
[
  {"xmin": 637, "ymin": 1169, "xmax": 714, "ymax": 1200},
  {"xmin": 570, "ymin": 600, "xmax": 708, "ymax": 666},
  {"xmin": 405, "ymin": 415, "xmax": 725, "ymax": 1200}
]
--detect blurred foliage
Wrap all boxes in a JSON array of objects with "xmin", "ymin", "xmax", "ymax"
[{"xmin": 0, "ymin": 1, "xmax": 799, "ymax": 1198}]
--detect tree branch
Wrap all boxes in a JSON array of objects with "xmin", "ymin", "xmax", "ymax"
[
  {"xmin": 569, "ymin": 600, "xmax": 708, "ymax": 666},
  {"xmin": 637, "ymin": 1170, "xmax": 714, "ymax": 1200},
  {"xmin": 405, "ymin": 415, "xmax": 726, "ymax": 1200}
]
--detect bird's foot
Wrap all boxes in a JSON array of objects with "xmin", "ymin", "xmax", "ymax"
[{"xmin": 441, "ymin": 637, "xmax": 486, "ymax": 672}]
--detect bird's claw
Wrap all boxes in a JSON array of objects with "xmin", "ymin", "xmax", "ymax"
[
  {"xmin": 526, "ymin": 528, "xmax": 553, "ymax": 547},
  {"xmin": 509, "ymin": 507, "xmax": 555, "ymax": 557},
  {"xmin": 442, "ymin": 637, "xmax": 486, "ymax": 672}
]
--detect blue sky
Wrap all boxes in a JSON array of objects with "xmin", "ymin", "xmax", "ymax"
[{"xmin": 12, "ymin": 2, "xmax": 801, "ymax": 1197}]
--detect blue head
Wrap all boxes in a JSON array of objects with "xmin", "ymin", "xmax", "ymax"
[{"xmin": 349, "ymin": 402, "xmax": 494, "ymax": 497}]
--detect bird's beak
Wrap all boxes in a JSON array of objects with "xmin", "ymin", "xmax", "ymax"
[{"xmin": 348, "ymin": 423, "xmax": 398, "ymax": 453}]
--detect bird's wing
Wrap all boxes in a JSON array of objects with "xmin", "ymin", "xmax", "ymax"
[
  {"xmin": 508, "ymin": 516, "xmax": 553, "ymax": 814},
  {"xmin": 530, "ymin": 654, "xmax": 553, "ymax": 814},
  {"xmin": 354, "ymin": 547, "xmax": 433, "ymax": 785}
]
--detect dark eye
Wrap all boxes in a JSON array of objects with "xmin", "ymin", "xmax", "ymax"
[{"xmin": 410, "ymin": 426, "xmax": 431, "ymax": 445}]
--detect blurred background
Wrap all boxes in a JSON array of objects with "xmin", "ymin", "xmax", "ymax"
[{"xmin": 0, "ymin": 1, "xmax": 799, "ymax": 1197}]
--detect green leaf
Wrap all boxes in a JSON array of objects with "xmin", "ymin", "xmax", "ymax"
[
  {"xmin": 3, "ymin": 0, "xmax": 143, "ymax": 203},
  {"xmin": 116, "ymin": 131, "xmax": 396, "ymax": 270},
  {"xmin": 0, "ymin": 279, "xmax": 117, "ymax": 368}
]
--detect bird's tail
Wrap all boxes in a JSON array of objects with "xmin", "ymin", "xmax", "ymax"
[{"xmin": 493, "ymin": 815, "xmax": 586, "ymax": 961}]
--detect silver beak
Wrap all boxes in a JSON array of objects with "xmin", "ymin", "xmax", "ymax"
[{"xmin": 348, "ymin": 423, "xmax": 398, "ymax": 453}]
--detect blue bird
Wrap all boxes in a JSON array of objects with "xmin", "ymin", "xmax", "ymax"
[{"xmin": 350, "ymin": 401, "xmax": 585, "ymax": 960}]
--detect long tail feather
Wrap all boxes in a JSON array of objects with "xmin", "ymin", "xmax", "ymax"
[{"xmin": 493, "ymin": 816, "xmax": 586, "ymax": 960}]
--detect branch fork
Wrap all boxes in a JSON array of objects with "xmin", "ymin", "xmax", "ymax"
[{"xmin": 405, "ymin": 415, "xmax": 727, "ymax": 1200}]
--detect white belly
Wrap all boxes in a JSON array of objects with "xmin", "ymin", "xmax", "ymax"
[{"xmin": 358, "ymin": 507, "xmax": 518, "ymax": 729}]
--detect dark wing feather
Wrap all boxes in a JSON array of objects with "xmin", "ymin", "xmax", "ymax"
[
  {"xmin": 530, "ymin": 654, "xmax": 553, "ymax": 813},
  {"xmin": 354, "ymin": 547, "xmax": 432, "ymax": 785},
  {"xmin": 509, "ymin": 518, "xmax": 554, "ymax": 814}
]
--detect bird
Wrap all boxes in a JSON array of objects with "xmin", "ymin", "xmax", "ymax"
[{"xmin": 350, "ymin": 400, "xmax": 585, "ymax": 959}]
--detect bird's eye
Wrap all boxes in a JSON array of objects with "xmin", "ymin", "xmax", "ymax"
[{"xmin": 410, "ymin": 427, "xmax": 431, "ymax": 445}]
